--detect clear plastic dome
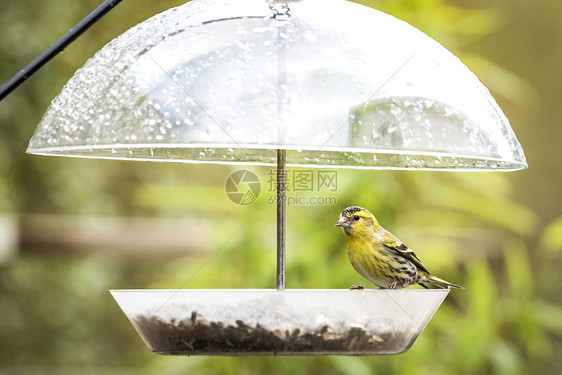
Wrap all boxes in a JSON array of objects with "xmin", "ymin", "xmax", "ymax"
[{"xmin": 27, "ymin": 0, "xmax": 527, "ymax": 170}]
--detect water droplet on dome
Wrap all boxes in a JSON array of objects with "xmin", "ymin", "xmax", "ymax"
[{"xmin": 270, "ymin": 2, "xmax": 291, "ymax": 21}]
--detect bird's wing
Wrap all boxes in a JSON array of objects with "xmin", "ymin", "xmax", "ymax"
[{"xmin": 382, "ymin": 230, "xmax": 430, "ymax": 274}]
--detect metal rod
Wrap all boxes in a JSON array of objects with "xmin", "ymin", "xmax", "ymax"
[
  {"xmin": 0, "ymin": 0, "xmax": 124, "ymax": 101},
  {"xmin": 276, "ymin": 148, "xmax": 287, "ymax": 291},
  {"xmin": 273, "ymin": 3, "xmax": 289, "ymax": 292}
]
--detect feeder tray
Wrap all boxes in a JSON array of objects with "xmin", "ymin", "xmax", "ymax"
[{"xmin": 111, "ymin": 289, "xmax": 449, "ymax": 355}]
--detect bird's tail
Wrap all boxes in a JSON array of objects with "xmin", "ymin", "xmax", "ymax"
[{"xmin": 426, "ymin": 275, "xmax": 464, "ymax": 289}]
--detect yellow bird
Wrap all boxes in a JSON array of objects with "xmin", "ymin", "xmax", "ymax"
[{"xmin": 335, "ymin": 206, "xmax": 463, "ymax": 290}]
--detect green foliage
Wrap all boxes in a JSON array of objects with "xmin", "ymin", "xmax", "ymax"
[
  {"xmin": 355, "ymin": 0, "xmax": 500, "ymax": 46},
  {"xmin": 540, "ymin": 216, "xmax": 562, "ymax": 253}
]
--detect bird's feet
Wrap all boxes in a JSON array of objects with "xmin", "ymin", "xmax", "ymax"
[
  {"xmin": 350, "ymin": 285, "xmax": 364, "ymax": 290},
  {"xmin": 387, "ymin": 281, "xmax": 398, "ymax": 290}
]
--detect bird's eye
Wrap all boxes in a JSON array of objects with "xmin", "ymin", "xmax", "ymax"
[{"xmin": 353, "ymin": 215, "xmax": 360, "ymax": 221}]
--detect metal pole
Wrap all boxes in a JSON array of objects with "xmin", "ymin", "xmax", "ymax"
[
  {"xmin": 0, "ymin": 0, "xmax": 124, "ymax": 101},
  {"xmin": 271, "ymin": 1, "xmax": 289, "ymax": 292},
  {"xmin": 276, "ymin": 148, "xmax": 286, "ymax": 291}
]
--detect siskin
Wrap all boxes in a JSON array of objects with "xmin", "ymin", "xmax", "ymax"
[{"xmin": 335, "ymin": 206, "xmax": 464, "ymax": 290}]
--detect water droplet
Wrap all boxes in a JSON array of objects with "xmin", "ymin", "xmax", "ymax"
[{"xmin": 270, "ymin": 2, "xmax": 291, "ymax": 20}]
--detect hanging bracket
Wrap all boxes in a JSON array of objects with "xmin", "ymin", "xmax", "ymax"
[{"xmin": 0, "ymin": 0, "xmax": 124, "ymax": 101}]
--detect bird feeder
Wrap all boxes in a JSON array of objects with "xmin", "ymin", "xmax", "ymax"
[{"xmin": 26, "ymin": 0, "xmax": 526, "ymax": 355}]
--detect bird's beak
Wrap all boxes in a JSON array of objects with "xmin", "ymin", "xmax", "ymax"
[{"xmin": 334, "ymin": 217, "xmax": 346, "ymax": 227}]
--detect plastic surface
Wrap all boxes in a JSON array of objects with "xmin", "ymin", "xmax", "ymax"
[
  {"xmin": 110, "ymin": 289, "xmax": 449, "ymax": 355},
  {"xmin": 27, "ymin": 0, "xmax": 526, "ymax": 170}
]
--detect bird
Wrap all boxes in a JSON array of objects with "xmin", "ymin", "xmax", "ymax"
[{"xmin": 335, "ymin": 206, "xmax": 464, "ymax": 290}]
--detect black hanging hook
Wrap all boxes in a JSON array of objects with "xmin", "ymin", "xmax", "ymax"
[{"xmin": 0, "ymin": 0, "xmax": 124, "ymax": 102}]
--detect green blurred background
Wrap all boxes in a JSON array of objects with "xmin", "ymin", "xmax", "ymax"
[{"xmin": 1, "ymin": 0, "xmax": 561, "ymax": 374}]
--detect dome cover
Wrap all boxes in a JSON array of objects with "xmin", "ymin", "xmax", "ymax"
[{"xmin": 27, "ymin": 0, "xmax": 527, "ymax": 170}]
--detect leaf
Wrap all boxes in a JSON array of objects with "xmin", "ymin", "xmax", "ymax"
[
  {"xmin": 330, "ymin": 356, "xmax": 372, "ymax": 375},
  {"xmin": 540, "ymin": 216, "xmax": 562, "ymax": 253},
  {"xmin": 532, "ymin": 302, "xmax": 562, "ymax": 333},
  {"xmin": 503, "ymin": 239, "xmax": 533, "ymax": 297},
  {"xmin": 459, "ymin": 54, "xmax": 540, "ymax": 109},
  {"xmin": 426, "ymin": 183, "xmax": 539, "ymax": 236}
]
